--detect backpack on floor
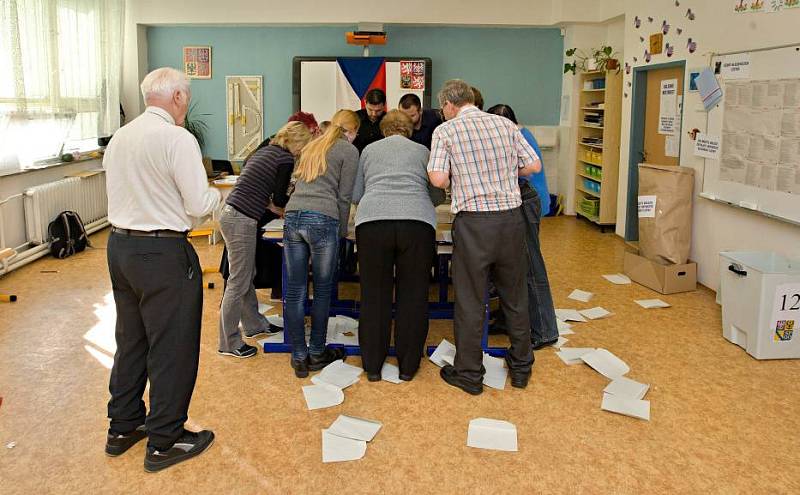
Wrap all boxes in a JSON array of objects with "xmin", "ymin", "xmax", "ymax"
[{"xmin": 48, "ymin": 210, "xmax": 90, "ymax": 259}]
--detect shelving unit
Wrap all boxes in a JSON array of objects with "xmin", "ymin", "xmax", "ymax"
[{"xmin": 574, "ymin": 69, "xmax": 622, "ymax": 231}]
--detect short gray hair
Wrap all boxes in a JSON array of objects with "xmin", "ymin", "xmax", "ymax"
[
  {"xmin": 140, "ymin": 67, "xmax": 190, "ymax": 102},
  {"xmin": 437, "ymin": 79, "xmax": 475, "ymax": 108}
]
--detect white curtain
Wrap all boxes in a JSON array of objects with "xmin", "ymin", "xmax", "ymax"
[{"xmin": 0, "ymin": 0, "xmax": 124, "ymax": 168}]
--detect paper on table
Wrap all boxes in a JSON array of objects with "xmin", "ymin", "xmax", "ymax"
[
  {"xmin": 429, "ymin": 339, "xmax": 457, "ymax": 367},
  {"xmin": 555, "ymin": 309, "xmax": 587, "ymax": 322},
  {"xmin": 568, "ymin": 289, "xmax": 593, "ymax": 303},
  {"xmin": 302, "ymin": 383, "xmax": 344, "ymax": 410},
  {"xmin": 557, "ymin": 319, "xmax": 575, "ymax": 336},
  {"xmin": 581, "ymin": 348, "xmax": 630, "ymax": 379},
  {"xmin": 467, "ymin": 418, "xmax": 518, "ymax": 452},
  {"xmin": 258, "ymin": 303, "xmax": 274, "ymax": 314},
  {"xmin": 266, "ymin": 314, "xmax": 284, "ymax": 328},
  {"xmin": 380, "ymin": 362, "xmax": 402, "ymax": 384},
  {"xmin": 579, "ymin": 307, "xmax": 612, "ymax": 320},
  {"xmin": 556, "ymin": 347, "xmax": 595, "ymax": 365},
  {"xmin": 601, "ymin": 393, "xmax": 650, "ymax": 421},
  {"xmin": 635, "ymin": 298, "xmax": 671, "ymax": 309},
  {"xmin": 257, "ymin": 331, "xmax": 285, "ymax": 346},
  {"xmin": 482, "ymin": 353, "xmax": 507, "ymax": 390},
  {"xmin": 322, "ymin": 429, "xmax": 367, "ymax": 463},
  {"xmin": 263, "ymin": 219, "xmax": 284, "ymax": 231},
  {"xmin": 314, "ymin": 360, "xmax": 363, "ymax": 389},
  {"xmin": 604, "ymin": 377, "xmax": 650, "ymax": 400},
  {"xmin": 328, "ymin": 415, "xmax": 383, "ymax": 442},
  {"xmin": 602, "ymin": 273, "xmax": 632, "ymax": 285}
]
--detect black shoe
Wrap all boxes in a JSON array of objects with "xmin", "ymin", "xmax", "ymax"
[
  {"xmin": 367, "ymin": 372, "xmax": 381, "ymax": 382},
  {"xmin": 218, "ymin": 343, "xmax": 258, "ymax": 358},
  {"xmin": 244, "ymin": 326, "xmax": 280, "ymax": 339},
  {"xmin": 399, "ymin": 373, "xmax": 415, "ymax": 382},
  {"xmin": 504, "ymin": 354, "xmax": 532, "ymax": 389},
  {"xmin": 291, "ymin": 356, "xmax": 309, "ymax": 378},
  {"xmin": 308, "ymin": 347, "xmax": 347, "ymax": 371},
  {"xmin": 105, "ymin": 424, "xmax": 147, "ymax": 457},
  {"xmin": 440, "ymin": 365, "xmax": 483, "ymax": 395},
  {"xmin": 144, "ymin": 430, "xmax": 215, "ymax": 473},
  {"xmin": 532, "ymin": 338, "xmax": 559, "ymax": 351}
]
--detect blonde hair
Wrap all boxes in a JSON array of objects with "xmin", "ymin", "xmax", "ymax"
[
  {"xmin": 294, "ymin": 109, "xmax": 359, "ymax": 182},
  {"xmin": 271, "ymin": 121, "xmax": 312, "ymax": 155},
  {"xmin": 380, "ymin": 110, "xmax": 413, "ymax": 138}
]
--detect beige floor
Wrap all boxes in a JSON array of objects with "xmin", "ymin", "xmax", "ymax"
[{"xmin": 0, "ymin": 216, "xmax": 798, "ymax": 494}]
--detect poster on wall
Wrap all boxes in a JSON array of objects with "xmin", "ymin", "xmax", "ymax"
[
  {"xmin": 184, "ymin": 46, "xmax": 212, "ymax": 79},
  {"xmin": 658, "ymin": 79, "xmax": 678, "ymax": 134},
  {"xmin": 399, "ymin": 60, "xmax": 425, "ymax": 90}
]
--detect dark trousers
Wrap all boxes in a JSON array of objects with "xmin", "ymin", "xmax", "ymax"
[
  {"xmin": 106, "ymin": 232, "xmax": 203, "ymax": 450},
  {"xmin": 356, "ymin": 220, "xmax": 435, "ymax": 376},
  {"xmin": 452, "ymin": 209, "xmax": 533, "ymax": 383}
]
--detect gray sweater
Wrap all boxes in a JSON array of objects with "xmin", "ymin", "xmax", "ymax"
[
  {"xmin": 286, "ymin": 138, "xmax": 359, "ymax": 237},
  {"xmin": 353, "ymin": 135, "xmax": 445, "ymax": 229}
]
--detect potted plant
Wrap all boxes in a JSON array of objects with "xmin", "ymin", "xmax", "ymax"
[
  {"xmin": 183, "ymin": 102, "xmax": 210, "ymax": 152},
  {"xmin": 564, "ymin": 47, "xmax": 590, "ymax": 74},
  {"xmin": 593, "ymin": 45, "xmax": 621, "ymax": 72},
  {"xmin": 564, "ymin": 45, "xmax": 621, "ymax": 74}
]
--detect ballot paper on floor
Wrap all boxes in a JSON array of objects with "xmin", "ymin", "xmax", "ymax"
[
  {"xmin": 467, "ymin": 418, "xmax": 518, "ymax": 452},
  {"xmin": 322, "ymin": 429, "xmax": 367, "ymax": 463},
  {"xmin": 557, "ymin": 319, "xmax": 575, "ymax": 335},
  {"xmin": 555, "ymin": 309, "xmax": 587, "ymax": 322},
  {"xmin": 257, "ymin": 332, "xmax": 285, "ymax": 346},
  {"xmin": 602, "ymin": 273, "xmax": 632, "ymax": 285},
  {"xmin": 635, "ymin": 299, "xmax": 671, "ymax": 309},
  {"xmin": 429, "ymin": 339, "xmax": 456, "ymax": 367},
  {"xmin": 601, "ymin": 393, "xmax": 650, "ymax": 421},
  {"xmin": 604, "ymin": 377, "xmax": 650, "ymax": 400},
  {"xmin": 328, "ymin": 415, "xmax": 383, "ymax": 442},
  {"xmin": 302, "ymin": 383, "xmax": 344, "ymax": 410},
  {"xmin": 258, "ymin": 303, "xmax": 274, "ymax": 314},
  {"xmin": 482, "ymin": 353, "xmax": 508, "ymax": 390},
  {"xmin": 553, "ymin": 337, "xmax": 568, "ymax": 349},
  {"xmin": 266, "ymin": 314, "xmax": 284, "ymax": 328},
  {"xmin": 314, "ymin": 360, "xmax": 363, "ymax": 389},
  {"xmin": 581, "ymin": 348, "xmax": 630, "ymax": 379},
  {"xmin": 555, "ymin": 347, "xmax": 595, "ymax": 365},
  {"xmin": 579, "ymin": 307, "xmax": 612, "ymax": 320},
  {"xmin": 568, "ymin": 289, "xmax": 594, "ymax": 303},
  {"xmin": 381, "ymin": 362, "xmax": 402, "ymax": 384}
]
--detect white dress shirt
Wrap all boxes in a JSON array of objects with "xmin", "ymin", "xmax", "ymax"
[{"xmin": 103, "ymin": 106, "xmax": 221, "ymax": 231}]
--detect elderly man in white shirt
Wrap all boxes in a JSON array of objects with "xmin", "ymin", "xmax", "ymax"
[{"xmin": 102, "ymin": 67, "xmax": 220, "ymax": 473}]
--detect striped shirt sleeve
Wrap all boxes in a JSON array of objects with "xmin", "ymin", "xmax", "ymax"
[
  {"xmin": 427, "ymin": 127, "xmax": 451, "ymax": 174},
  {"xmin": 514, "ymin": 126, "xmax": 540, "ymax": 169}
]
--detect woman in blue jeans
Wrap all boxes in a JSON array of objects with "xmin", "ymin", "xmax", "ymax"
[{"xmin": 283, "ymin": 109, "xmax": 360, "ymax": 377}]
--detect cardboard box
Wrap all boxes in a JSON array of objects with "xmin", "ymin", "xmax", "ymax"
[{"xmin": 623, "ymin": 250, "xmax": 697, "ymax": 294}]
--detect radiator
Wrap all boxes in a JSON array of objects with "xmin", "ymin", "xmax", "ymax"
[{"xmin": 23, "ymin": 173, "xmax": 108, "ymax": 245}]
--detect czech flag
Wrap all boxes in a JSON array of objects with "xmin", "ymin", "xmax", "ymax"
[{"xmin": 336, "ymin": 57, "xmax": 386, "ymax": 110}]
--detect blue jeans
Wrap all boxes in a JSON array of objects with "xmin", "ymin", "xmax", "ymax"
[{"xmin": 283, "ymin": 210, "xmax": 339, "ymax": 360}]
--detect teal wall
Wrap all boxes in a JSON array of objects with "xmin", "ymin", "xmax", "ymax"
[{"xmin": 147, "ymin": 25, "xmax": 563, "ymax": 159}]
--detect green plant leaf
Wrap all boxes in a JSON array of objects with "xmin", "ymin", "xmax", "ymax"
[
  {"xmin": 566, "ymin": 48, "xmax": 577, "ymax": 56},
  {"xmin": 604, "ymin": 46, "xmax": 613, "ymax": 55}
]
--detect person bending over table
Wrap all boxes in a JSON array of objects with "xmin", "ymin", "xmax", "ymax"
[
  {"xmin": 353, "ymin": 110, "xmax": 446, "ymax": 382},
  {"xmin": 283, "ymin": 109, "xmax": 360, "ymax": 378},
  {"xmin": 217, "ymin": 122, "xmax": 312, "ymax": 359}
]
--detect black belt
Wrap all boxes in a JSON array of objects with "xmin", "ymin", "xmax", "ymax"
[{"xmin": 111, "ymin": 227, "xmax": 188, "ymax": 238}]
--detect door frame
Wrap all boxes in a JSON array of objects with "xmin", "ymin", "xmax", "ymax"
[{"xmin": 625, "ymin": 60, "xmax": 686, "ymax": 241}]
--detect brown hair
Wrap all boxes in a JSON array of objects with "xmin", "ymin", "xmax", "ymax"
[{"xmin": 379, "ymin": 110, "xmax": 414, "ymax": 138}]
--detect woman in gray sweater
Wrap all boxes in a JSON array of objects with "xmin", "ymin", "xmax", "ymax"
[{"xmin": 353, "ymin": 110, "xmax": 446, "ymax": 381}]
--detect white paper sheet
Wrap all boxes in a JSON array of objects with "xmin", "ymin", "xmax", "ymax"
[
  {"xmin": 635, "ymin": 298, "xmax": 671, "ymax": 309},
  {"xmin": 579, "ymin": 307, "xmax": 612, "ymax": 320},
  {"xmin": 601, "ymin": 393, "xmax": 651, "ymax": 421},
  {"xmin": 602, "ymin": 273, "xmax": 632, "ymax": 285},
  {"xmin": 568, "ymin": 289, "xmax": 594, "ymax": 303},
  {"xmin": 328, "ymin": 415, "xmax": 383, "ymax": 442},
  {"xmin": 380, "ymin": 362, "xmax": 402, "ymax": 384},
  {"xmin": 665, "ymin": 135, "xmax": 680, "ymax": 157},
  {"xmin": 314, "ymin": 360, "xmax": 363, "ymax": 389},
  {"xmin": 266, "ymin": 314, "xmax": 284, "ymax": 328},
  {"xmin": 581, "ymin": 348, "xmax": 630, "ymax": 379},
  {"xmin": 555, "ymin": 347, "xmax": 595, "ymax": 365},
  {"xmin": 263, "ymin": 219, "xmax": 284, "ymax": 231},
  {"xmin": 694, "ymin": 133, "xmax": 722, "ymax": 160},
  {"xmin": 552, "ymin": 337, "xmax": 568, "ymax": 349},
  {"xmin": 604, "ymin": 377, "xmax": 650, "ymax": 400},
  {"xmin": 555, "ymin": 309, "xmax": 587, "ymax": 322},
  {"xmin": 429, "ymin": 339, "xmax": 457, "ymax": 367},
  {"xmin": 482, "ymin": 353, "xmax": 508, "ymax": 390},
  {"xmin": 658, "ymin": 79, "xmax": 678, "ymax": 134},
  {"xmin": 557, "ymin": 319, "xmax": 575, "ymax": 336},
  {"xmin": 302, "ymin": 383, "xmax": 345, "ymax": 410},
  {"xmin": 467, "ymin": 418, "xmax": 518, "ymax": 452},
  {"xmin": 258, "ymin": 303, "xmax": 274, "ymax": 314},
  {"xmin": 322, "ymin": 429, "xmax": 367, "ymax": 463}
]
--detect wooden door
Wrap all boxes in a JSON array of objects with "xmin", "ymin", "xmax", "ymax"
[{"xmin": 643, "ymin": 66, "xmax": 684, "ymax": 166}]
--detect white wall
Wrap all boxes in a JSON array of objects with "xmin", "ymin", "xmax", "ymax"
[{"xmin": 613, "ymin": 0, "xmax": 800, "ymax": 290}]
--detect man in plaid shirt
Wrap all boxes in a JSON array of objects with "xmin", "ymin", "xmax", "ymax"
[{"xmin": 428, "ymin": 79, "xmax": 541, "ymax": 395}]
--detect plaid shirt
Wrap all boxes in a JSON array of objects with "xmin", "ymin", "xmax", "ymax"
[{"xmin": 427, "ymin": 106, "xmax": 540, "ymax": 213}]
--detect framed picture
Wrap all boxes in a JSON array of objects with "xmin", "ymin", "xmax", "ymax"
[{"xmin": 184, "ymin": 46, "xmax": 212, "ymax": 79}]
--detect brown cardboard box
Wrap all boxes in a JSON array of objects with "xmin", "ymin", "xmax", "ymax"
[{"xmin": 623, "ymin": 250, "xmax": 697, "ymax": 294}]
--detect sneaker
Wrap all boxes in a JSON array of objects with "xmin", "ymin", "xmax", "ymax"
[
  {"xmin": 143, "ymin": 429, "xmax": 215, "ymax": 473},
  {"xmin": 243, "ymin": 326, "xmax": 280, "ymax": 339},
  {"xmin": 217, "ymin": 343, "xmax": 257, "ymax": 359},
  {"xmin": 504, "ymin": 354, "xmax": 532, "ymax": 389},
  {"xmin": 308, "ymin": 347, "xmax": 347, "ymax": 371},
  {"xmin": 291, "ymin": 356, "xmax": 309, "ymax": 378},
  {"xmin": 439, "ymin": 365, "xmax": 483, "ymax": 395},
  {"xmin": 105, "ymin": 424, "xmax": 147, "ymax": 457}
]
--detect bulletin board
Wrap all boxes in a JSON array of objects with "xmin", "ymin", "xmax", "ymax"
[
  {"xmin": 292, "ymin": 57, "xmax": 433, "ymax": 123},
  {"xmin": 701, "ymin": 44, "xmax": 800, "ymax": 225}
]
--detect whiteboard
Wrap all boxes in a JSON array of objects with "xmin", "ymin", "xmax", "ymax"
[{"xmin": 703, "ymin": 45, "xmax": 800, "ymax": 225}]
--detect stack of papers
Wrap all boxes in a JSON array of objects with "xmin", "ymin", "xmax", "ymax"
[
  {"xmin": 313, "ymin": 360, "xmax": 363, "ymax": 389},
  {"xmin": 262, "ymin": 219, "xmax": 284, "ymax": 231},
  {"xmin": 482, "ymin": 353, "xmax": 508, "ymax": 390},
  {"xmin": 555, "ymin": 309, "xmax": 587, "ymax": 322},
  {"xmin": 602, "ymin": 273, "xmax": 632, "ymax": 285},
  {"xmin": 579, "ymin": 307, "xmax": 612, "ymax": 320},
  {"xmin": 322, "ymin": 415, "xmax": 383, "ymax": 463},
  {"xmin": 568, "ymin": 289, "xmax": 594, "ymax": 303},
  {"xmin": 467, "ymin": 418, "xmax": 518, "ymax": 452},
  {"xmin": 557, "ymin": 319, "xmax": 574, "ymax": 335},
  {"xmin": 429, "ymin": 339, "xmax": 456, "ymax": 367},
  {"xmin": 635, "ymin": 299, "xmax": 671, "ymax": 309}
]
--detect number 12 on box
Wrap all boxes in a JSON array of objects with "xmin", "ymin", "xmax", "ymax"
[{"xmin": 772, "ymin": 284, "xmax": 800, "ymax": 343}]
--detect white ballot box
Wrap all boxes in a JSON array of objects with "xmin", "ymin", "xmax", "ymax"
[{"xmin": 719, "ymin": 252, "xmax": 800, "ymax": 360}]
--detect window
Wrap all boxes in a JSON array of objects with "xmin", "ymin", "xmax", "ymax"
[{"xmin": 0, "ymin": 0, "xmax": 123, "ymax": 168}]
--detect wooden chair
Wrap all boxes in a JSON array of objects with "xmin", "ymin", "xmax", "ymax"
[{"xmin": 0, "ymin": 248, "xmax": 18, "ymax": 302}]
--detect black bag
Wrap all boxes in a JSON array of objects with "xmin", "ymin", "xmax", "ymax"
[{"xmin": 48, "ymin": 211, "xmax": 90, "ymax": 259}]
